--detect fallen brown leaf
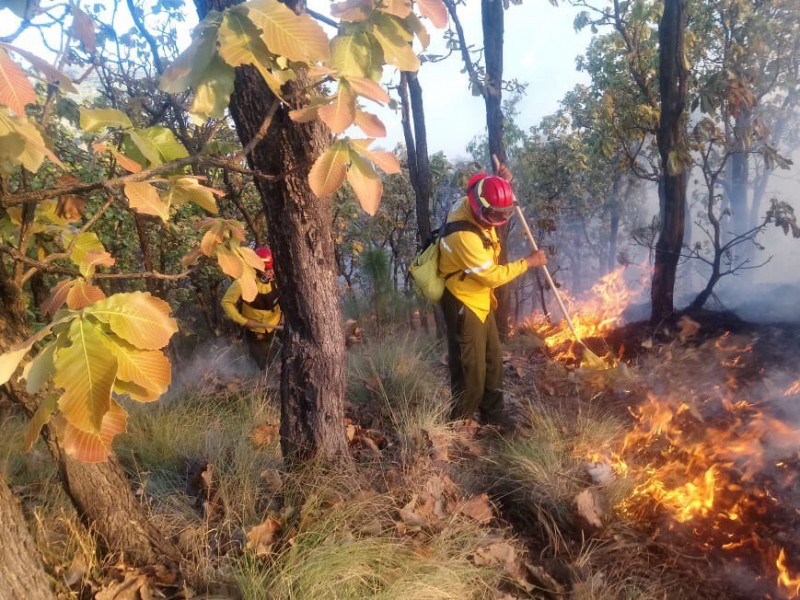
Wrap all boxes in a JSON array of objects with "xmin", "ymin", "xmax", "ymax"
[
  {"xmin": 458, "ymin": 494, "xmax": 493, "ymax": 524},
  {"xmin": 245, "ymin": 517, "xmax": 281, "ymax": 556},
  {"xmin": 575, "ymin": 488, "xmax": 604, "ymax": 528}
]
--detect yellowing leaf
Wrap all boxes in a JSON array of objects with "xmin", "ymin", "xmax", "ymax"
[
  {"xmin": 354, "ymin": 109, "xmax": 386, "ymax": 137},
  {"xmin": 331, "ymin": 0, "xmax": 374, "ymax": 21},
  {"xmin": 329, "ymin": 33, "xmax": 376, "ymax": 79},
  {"xmin": 23, "ymin": 393, "xmax": 58, "ymax": 452},
  {"xmin": 55, "ymin": 318, "xmax": 118, "ymax": 434},
  {"xmin": 102, "ymin": 335, "xmax": 170, "ymax": 403},
  {"xmin": 348, "ymin": 77, "xmax": 390, "ymax": 104},
  {"xmin": 1, "ymin": 44, "xmax": 77, "ymax": 93},
  {"xmin": 246, "ymin": 0, "xmax": 330, "ymax": 63},
  {"xmin": 371, "ymin": 13, "xmax": 419, "ymax": 71},
  {"xmin": 238, "ymin": 268, "xmax": 258, "ymax": 302},
  {"xmin": 66, "ymin": 280, "xmax": 106, "ymax": 310},
  {"xmin": 217, "ymin": 244, "xmax": 245, "ymax": 279},
  {"xmin": 85, "ymin": 292, "xmax": 178, "ymax": 351},
  {"xmin": 219, "ymin": 8, "xmax": 272, "ymax": 68},
  {"xmin": 350, "ymin": 139, "xmax": 401, "ymax": 174},
  {"xmin": 79, "ymin": 108, "xmax": 132, "ymax": 133},
  {"xmin": 0, "ymin": 109, "xmax": 63, "ymax": 171},
  {"xmin": 239, "ymin": 246, "xmax": 267, "ymax": 271},
  {"xmin": 318, "ymin": 83, "xmax": 356, "ymax": 134},
  {"xmin": 416, "ymin": 0, "xmax": 448, "ymax": 28},
  {"xmin": 59, "ymin": 401, "xmax": 127, "ymax": 463},
  {"xmin": 0, "ymin": 47, "xmax": 36, "ymax": 116},
  {"xmin": 23, "ymin": 341, "xmax": 58, "ymax": 395},
  {"xmin": 308, "ymin": 143, "xmax": 349, "ymax": 198},
  {"xmin": 380, "ymin": 0, "xmax": 411, "ymax": 18},
  {"xmin": 189, "ymin": 54, "xmax": 235, "ymax": 125},
  {"xmin": 42, "ymin": 279, "xmax": 74, "ymax": 316},
  {"xmin": 404, "ymin": 13, "xmax": 430, "ymax": 49},
  {"xmin": 288, "ymin": 104, "xmax": 321, "ymax": 123},
  {"xmin": 160, "ymin": 13, "xmax": 222, "ymax": 93},
  {"xmin": 167, "ymin": 177, "xmax": 221, "ymax": 214},
  {"xmin": 0, "ymin": 322, "xmax": 58, "ymax": 386},
  {"xmin": 125, "ymin": 182, "xmax": 170, "ymax": 222},
  {"xmin": 347, "ymin": 152, "xmax": 382, "ymax": 215}
]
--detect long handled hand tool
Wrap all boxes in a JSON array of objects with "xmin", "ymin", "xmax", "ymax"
[
  {"xmin": 513, "ymin": 202, "xmax": 608, "ymax": 369},
  {"xmin": 491, "ymin": 154, "xmax": 608, "ymax": 369}
]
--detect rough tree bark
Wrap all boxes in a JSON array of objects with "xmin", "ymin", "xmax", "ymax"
[
  {"xmin": 650, "ymin": 0, "xmax": 689, "ymax": 323},
  {"xmin": 195, "ymin": 0, "xmax": 349, "ymax": 464},
  {"xmin": 0, "ymin": 475, "xmax": 52, "ymax": 599},
  {"xmin": 481, "ymin": 0, "xmax": 513, "ymax": 334},
  {"xmin": 0, "ymin": 274, "xmax": 180, "ymax": 569}
]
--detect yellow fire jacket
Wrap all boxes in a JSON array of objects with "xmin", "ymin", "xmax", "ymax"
[
  {"xmin": 221, "ymin": 279, "xmax": 281, "ymax": 334},
  {"xmin": 437, "ymin": 197, "xmax": 528, "ymax": 322}
]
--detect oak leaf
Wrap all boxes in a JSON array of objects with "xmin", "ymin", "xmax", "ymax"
[
  {"xmin": 0, "ymin": 47, "xmax": 36, "ymax": 116},
  {"xmin": 85, "ymin": 291, "xmax": 179, "ymax": 351},
  {"xmin": 309, "ymin": 142, "xmax": 349, "ymax": 198}
]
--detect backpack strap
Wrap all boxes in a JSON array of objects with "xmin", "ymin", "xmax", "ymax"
[
  {"xmin": 440, "ymin": 220, "xmax": 493, "ymax": 250},
  {"xmin": 439, "ymin": 220, "xmax": 494, "ymax": 282}
]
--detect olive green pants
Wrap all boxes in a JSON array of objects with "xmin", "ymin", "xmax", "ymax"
[
  {"xmin": 441, "ymin": 288, "xmax": 504, "ymax": 422},
  {"xmin": 245, "ymin": 329, "xmax": 279, "ymax": 370}
]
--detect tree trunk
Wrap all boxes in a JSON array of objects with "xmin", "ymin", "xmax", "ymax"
[
  {"xmin": 607, "ymin": 182, "xmax": 621, "ymax": 274},
  {"xmin": 0, "ymin": 275, "xmax": 180, "ymax": 569},
  {"xmin": 482, "ymin": 0, "xmax": 512, "ymax": 335},
  {"xmin": 0, "ymin": 475, "xmax": 52, "ymax": 600},
  {"xmin": 195, "ymin": 0, "xmax": 348, "ymax": 464},
  {"xmin": 651, "ymin": 0, "xmax": 689, "ymax": 324},
  {"xmin": 399, "ymin": 71, "xmax": 446, "ymax": 338}
]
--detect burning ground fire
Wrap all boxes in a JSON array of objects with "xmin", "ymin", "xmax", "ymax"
[
  {"xmin": 523, "ymin": 267, "xmax": 800, "ymax": 597},
  {"xmin": 525, "ymin": 266, "xmax": 647, "ymax": 364}
]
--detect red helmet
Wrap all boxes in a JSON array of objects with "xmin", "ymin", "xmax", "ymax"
[
  {"xmin": 466, "ymin": 174, "xmax": 515, "ymax": 227},
  {"xmin": 254, "ymin": 247, "xmax": 274, "ymax": 269}
]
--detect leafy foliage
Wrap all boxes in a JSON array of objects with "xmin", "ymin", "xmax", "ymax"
[{"xmin": 0, "ymin": 292, "xmax": 177, "ymax": 462}]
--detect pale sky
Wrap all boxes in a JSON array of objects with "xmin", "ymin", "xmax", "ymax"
[{"xmin": 0, "ymin": 1, "xmax": 592, "ymax": 160}]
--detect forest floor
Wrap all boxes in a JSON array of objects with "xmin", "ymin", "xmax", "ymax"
[{"xmin": 2, "ymin": 316, "xmax": 800, "ymax": 599}]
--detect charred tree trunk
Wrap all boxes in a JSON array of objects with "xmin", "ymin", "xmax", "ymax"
[
  {"xmin": 0, "ymin": 475, "xmax": 52, "ymax": 599},
  {"xmin": 482, "ymin": 0, "xmax": 512, "ymax": 335},
  {"xmin": 607, "ymin": 180, "xmax": 622, "ymax": 274},
  {"xmin": 399, "ymin": 71, "xmax": 446, "ymax": 338},
  {"xmin": 651, "ymin": 0, "xmax": 689, "ymax": 324},
  {"xmin": 0, "ymin": 273, "xmax": 180, "ymax": 569},
  {"xmin": 195, "ymin": 0, "xmax": 349, "ymax": 464}
]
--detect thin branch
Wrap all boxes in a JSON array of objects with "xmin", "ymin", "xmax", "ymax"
[
  {"xmin": 442, "ymin": 0, "xmax": 486, "ymax": 97},
  {"xmin": 0, "ymin": 155, "xmax": 286, "ymax": 208},
  {"xmin": 233, "ymin": 100, "xmax": 279, "ymax": 162},
  {"xmin": 126, "ymin": 0, "xmax": 164, "ymax": 74},
  {"xmin": 307, "ymin": 8, "xmax": 337, "ymax": 28}
]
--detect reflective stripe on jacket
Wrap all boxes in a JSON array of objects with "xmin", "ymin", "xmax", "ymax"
[
  {"xmin": 437, "ymin": 197, "xmax": 527, "ymax": 322},
  {"xmin": 221, "ymin": 279, "xmax": 281, "ymax": 333}
]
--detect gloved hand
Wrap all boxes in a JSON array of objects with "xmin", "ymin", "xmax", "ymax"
[
  {"xmin": 245, "ymin": 320, "xmax": 262, "ymax": 330},
  {"xmin": 525, "ymin": 250, "xmax": 547, "ymax": 269}
]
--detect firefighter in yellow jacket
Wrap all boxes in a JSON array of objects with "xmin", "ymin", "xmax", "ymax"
[
  {"xmin": 438, "ymin": 171, "xmax": 547, "ymax": 424},
  {"xmin": 222, "ymin": 247, "xmax": 281, "ymax": 370}
]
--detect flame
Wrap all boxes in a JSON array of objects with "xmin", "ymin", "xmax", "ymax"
[
  {"xmin": 786, "ymin": 380, "xmax": 800, "ymax": 397},
  {"xmin": 778, "ymin": 549, "xmax": 800, "ymax": 598},
  {"xmin": 526, "ymin": 266, "xmax": 645, "ymax": 365}
]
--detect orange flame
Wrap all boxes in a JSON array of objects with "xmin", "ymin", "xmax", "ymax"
[
  {"xmin": 786, "ymin": 380, "xmax": 800, "ymax": 397},
  {"xmin": 778, "ymin": 549, "xmax": 800, "ymax": 599},
  {"xmin": 526, "ymin": 266, "xmax": 646, "ymax": 365}
]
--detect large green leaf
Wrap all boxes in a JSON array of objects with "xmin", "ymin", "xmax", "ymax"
[
  {"xmin": 128, "ymin": 129, "xmax": 162, "ymax": 166},
  {"xmin": 79, "ymin": 108, "xmax": 132, "ymax": 133},
  {"xmin": 189, "ymin": 54, "xmax": 235, "ymax": 125},
  {"xmin": 23, "ymin": 341, "xmax": 58, "ymax": 395},
  {"xmin": 54, "ymin": 318, "xmax": 118, "ymax": 434},
  {"xmin": 139, "ymin": 126, "xmax": 189, "ymax": 162},
  {"xmin": 330, "ymin": 33, "xmax": 377, "ymax": 79},
  {"xmin": 23, "ymin": 393, "xmax": 58, "ymax": 452},
  {"xmin": 0, "ymin": 320, "xmax": 61, "ymax": 386},
  {"xmin": 160, "ymin": 12, "xmax": 222, "ymax": 93},
  {"xmin": 370, "ymin": 13, "xmax": 419, "ymax": 71}
]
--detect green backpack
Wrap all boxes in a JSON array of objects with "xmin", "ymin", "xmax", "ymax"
[{"xmin": 408, "ymin": 221, "xmax": 492, "ymax": 303}]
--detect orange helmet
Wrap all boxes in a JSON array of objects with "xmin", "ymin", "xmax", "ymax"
[
  {"xmin": 254, "ymin": 247, "xmax": 274, "ymax": 269},
  {"xmin": 466, "ymin": 174, "xmax": 514, "ymax": 227}
]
